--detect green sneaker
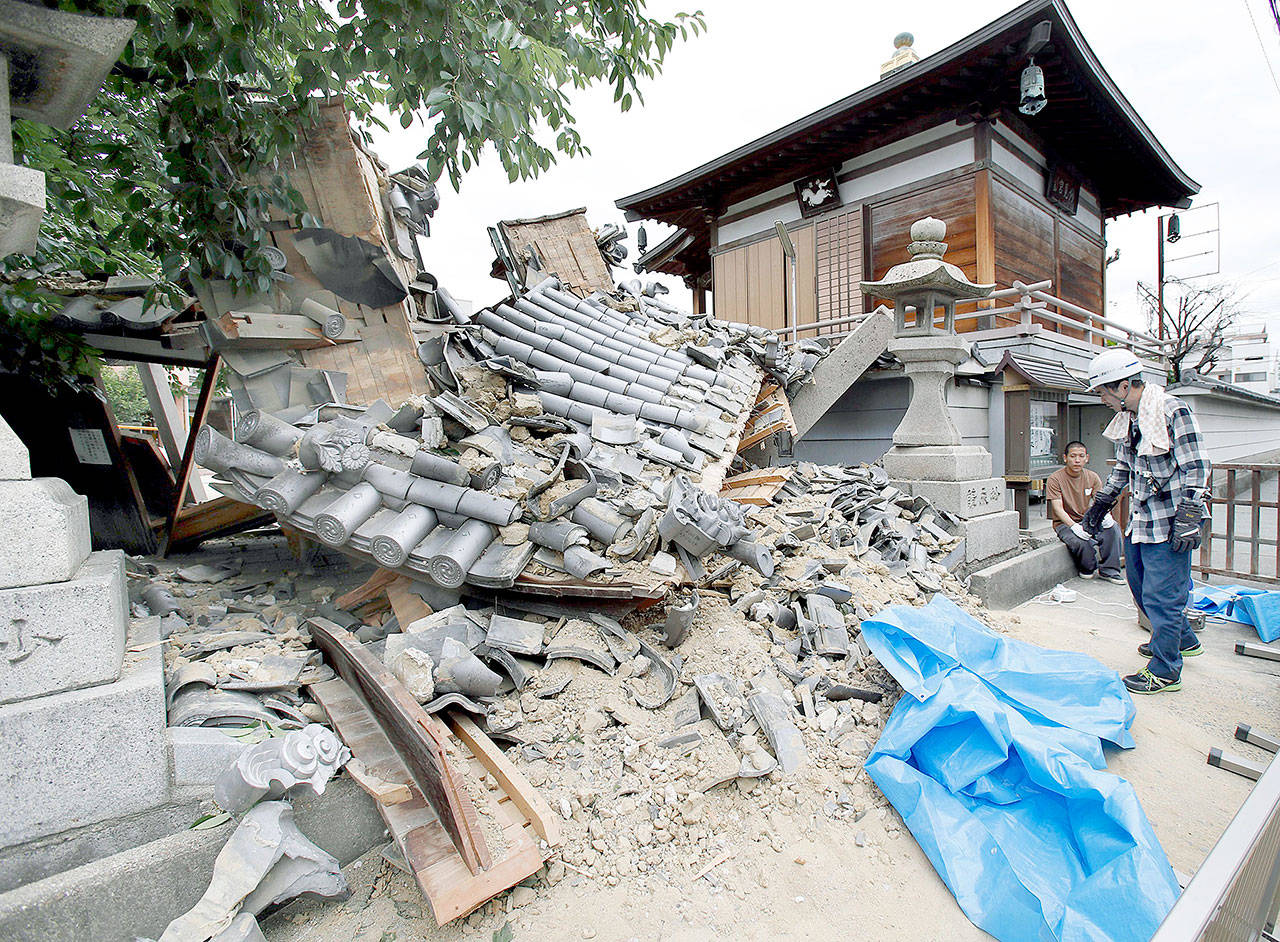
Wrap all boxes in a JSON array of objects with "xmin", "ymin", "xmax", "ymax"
[
  {"xmin": 1123, "ymin": 668, "xmax": 1181, "ymax": 695},
  {"xmin": 1137, "ymin": 640, "xmax": 1203, "ymax": 658}
]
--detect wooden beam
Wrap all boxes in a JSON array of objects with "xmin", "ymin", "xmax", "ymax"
[
  {"xmin": 160, "ymin": 354, "xmax": 221, "ymax": 556},
  {"xmin": 137, "ymin": 362, "xmax": 208, "ymax": 501}
]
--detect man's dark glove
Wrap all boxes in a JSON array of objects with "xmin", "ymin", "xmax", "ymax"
[
  {"xmin": 1170, "ymin": 501, "xmax": 1205, "ymax": 553},
  {"xmin": 1080, "ymin": 495, "xmax": 1117, "ymax": 537}
]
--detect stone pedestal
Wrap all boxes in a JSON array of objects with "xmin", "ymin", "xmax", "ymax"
[
  {"xmin": 882, "ymin": 328, "xmax": 1017, "ymax": 565},
  {"xmin": 0, "ymin": 617, "xmax": 169, "ymax": 847},
  {"xmin": 886, "ymin": 333, "xmax": 970, "ymax": 446},
  {"xmin": 0, "ymin": 418, "xmax": 168, "ymax": 851}
]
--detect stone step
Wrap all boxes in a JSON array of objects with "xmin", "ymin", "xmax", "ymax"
[
  {"xmin": 0, "ymin": 615, "xmax": 169, "ymax": 849},
  {"xmin": 0, "ymin": 477, "xmax": 91, "ymax": 590},
  {"xmin": 0, "ymin": 777, "xmax": 385, "ymax": 942},
  {"xmin": 967, "ymin": 540, "xmax": 1079, "ymax": 610},
  {"xmin": 0, "ymin": 550, "xmax": 127, "ymax": 705}
]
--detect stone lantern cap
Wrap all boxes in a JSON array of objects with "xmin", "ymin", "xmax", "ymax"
[{"xmin": 859, "ymin": 217, "xmax": 994, "ymax": 304}]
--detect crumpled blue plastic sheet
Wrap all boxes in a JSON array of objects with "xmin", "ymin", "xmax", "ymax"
[
  {"xmin": 1190, "ymin": 583, "xmax": 1280, "ymax": 642},
  {"xmin": 862, "ymin": 595, "xmax": 1180, "ymax": 942}
]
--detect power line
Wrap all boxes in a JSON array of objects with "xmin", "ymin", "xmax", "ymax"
[{"xmin": 1242, "ymin": 0, "xmax": 1280, "ymax": 99}]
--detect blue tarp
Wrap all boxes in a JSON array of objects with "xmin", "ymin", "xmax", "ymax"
[
  {"xmin": 1190, "ymin": 583, "xmax": 1280, "ymax": 642},
  {"xmin": 862, "ymin": 596, "xmax": 1180, "ymax": 942}
]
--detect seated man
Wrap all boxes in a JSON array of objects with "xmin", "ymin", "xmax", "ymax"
[{"xmin": 1046, "ymin": 441, "xmax": 1125, "ymax": 583}]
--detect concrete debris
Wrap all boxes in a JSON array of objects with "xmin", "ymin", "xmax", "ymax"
[{"xmin": 159, "ymin": 801, "xmax": 346, "ymax": 942}]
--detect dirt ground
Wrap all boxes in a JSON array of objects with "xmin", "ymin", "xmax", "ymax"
[{"xmin": 261, "ymin": 573, "xmax": 1280, "ymax": 942}]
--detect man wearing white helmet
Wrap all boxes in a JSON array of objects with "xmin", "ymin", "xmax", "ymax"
[{"xmin": 1078, "ymin": 348, "xmax": 1210, "ymax": 694}]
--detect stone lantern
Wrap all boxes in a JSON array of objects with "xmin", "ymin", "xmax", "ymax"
[
  {"xmin": 860, "ymin": 217, "xmax": 1017, "ymax": 565},
  {"xmin": 860, "ymin": 216, "xmax": 992, "ymax": 456}
]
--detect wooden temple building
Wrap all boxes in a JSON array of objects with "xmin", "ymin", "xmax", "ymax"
[{"xmin": 615, "ymin": 0, "xmax": 1280, "ymax": 524}]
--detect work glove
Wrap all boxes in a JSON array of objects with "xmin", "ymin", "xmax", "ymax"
[
  {"xmin": 1170, "ymin": 501, "xmax": 1205, "ymax": 554},
  {"xmin": 1101, "ymin": 515, "xmax": 1116, "ymax": 530},
  {"xmin": 1070, "ymin": 523, "xmax": 1089, "ymax": 541},
  {"xmin": 1079, "ymin": 495, "xmax": 1117, "ymax": 537}
]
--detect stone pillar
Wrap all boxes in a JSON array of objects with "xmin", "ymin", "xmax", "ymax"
[{"xmin": 0, "ymin": 416, "xmax": 168, "ymax": 851}]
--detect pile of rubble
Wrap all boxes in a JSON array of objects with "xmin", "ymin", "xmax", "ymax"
[{"xmin": 152, "ymin": 274, "xmax": 995, "ymax": 930}]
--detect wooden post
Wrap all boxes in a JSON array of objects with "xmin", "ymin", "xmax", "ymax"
[
  {"xmin": 160, "ymin": 354, "xmax": 222, "ymax": 556},
  {"xmin": 692, "ymin": 286, "xmax": 707, "ymax": 316},
  {"xmin": 970, "ymin": 167, "xmax": 996, "ymax": 332},
  {"xmin": 138, "ymin": 362, "xmax": 209, "ymax": 503}
]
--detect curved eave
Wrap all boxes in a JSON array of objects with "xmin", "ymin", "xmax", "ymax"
[{"xmin": 617, "ymin": 0, "xmax": 1198, "ymax": 222}]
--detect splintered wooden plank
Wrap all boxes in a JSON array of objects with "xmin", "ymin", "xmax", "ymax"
[
  {"xmin": 446, "ymin": 711, "xmax": 562, "ymax": 846},
  {"xmin": 387, "ymin": 575, "xmax": 434, "ymax": 627},
  {"xmin": 737, "ymin": 382, "xmax": 797, "ymax": 451},
  {"xmin": 307, "ymin": 617, "xmax": 490, "ymax": 873},
  {"xmin": 311, "ymin": 678, "xmax": 545, "ymax": 925},
  {"xmin": 334, "ymin": 568, "xmax": 398, "ymax": 617}
]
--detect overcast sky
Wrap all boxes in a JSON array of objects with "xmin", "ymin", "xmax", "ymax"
[{"xmin": 368, "ymin": 0, "xmax": 1280, "ymax": 335}]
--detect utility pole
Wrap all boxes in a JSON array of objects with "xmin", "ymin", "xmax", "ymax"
[{"xmin": 1156, "ymin": 218, "xmax": 1166, "ymax": 341}]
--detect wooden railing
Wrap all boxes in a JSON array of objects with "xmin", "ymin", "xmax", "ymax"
[
  {"xmin": 778, "ymin": 279, "xmax": 1171, "ymax": 367},
  {"xmin": 1198, "ymin": 463, "xmax": 1280, "ymax": 586}
]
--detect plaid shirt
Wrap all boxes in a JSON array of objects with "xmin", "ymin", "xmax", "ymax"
[{"xmin": 1095, "ymin": 394, "xmax": 1211, "ymax": 544}]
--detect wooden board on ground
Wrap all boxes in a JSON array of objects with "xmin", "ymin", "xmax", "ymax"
[
  {"xmin": 307, "ymin": 617, "xmax": 489, "ymax": 873},
  {"xmin": 697, "ymin": 368, "xmax": 764, "ymax": 495},
  {"xmin": 737, "ymin": 381, "xmax": 797, "ymax": 452},
  {"xmin": 720, "ymin": 467, "xmax": 794, "ymax": 506},
  {"xmin": 164, "ymin": 496, "xmax": 275, "ymax": 550},
  {"xmin": 311, "ymin": 677, "xmax": 550, "ymax": 924}
]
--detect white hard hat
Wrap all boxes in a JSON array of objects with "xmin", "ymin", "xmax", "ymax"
[{"xmin": 1087, "ymin": 349, "xmax": 1142, "ymax": 390}]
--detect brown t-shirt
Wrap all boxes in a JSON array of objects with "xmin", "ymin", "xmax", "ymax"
[{"xmin": 1045, "ymin": 468, "xmax": 1102, "ymax": 523}]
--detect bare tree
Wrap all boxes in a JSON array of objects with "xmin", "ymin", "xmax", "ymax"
[{"xmin": 1138, "ymin": 279, "xmax": 1243, "ymax": 384}]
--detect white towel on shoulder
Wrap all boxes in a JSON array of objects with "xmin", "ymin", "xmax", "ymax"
[{"xmin": 1101, "ymin": 383, "xmax": 1171, "ymax": 456}]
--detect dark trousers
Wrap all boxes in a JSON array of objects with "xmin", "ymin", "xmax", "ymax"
[
  {"xmin": 1055, "ymin": 523, "xmax": 1122, "ymax": 575},
  {"xmin": 1125, "ymin": 536, "xmax": 1197, "ymax": 680}
]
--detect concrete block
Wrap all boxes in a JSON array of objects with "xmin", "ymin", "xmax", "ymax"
[
  {"xmin": 0, "ymin": 776, "xmax": 385, "ymax": 942},
  {"xmin": 0, "ymin": 616, "xmax": 169, "ymax": 848},
  {"xmin": 0, "ymin": 477, "xmax": 91, "ymax": 590},
  {"xmin": 902, "ymin": 477, "xmax": 1006, "ymax": 519},
  {"xmin": 882, "ymin": 444, "xmax": 992, "ymax": 482},
  {"xmin": 0, "ymin": 550, "xmax": 126, "ymax": 705},
  {"xmin": 791, "ymin": 310, "xmax": 895, "ymax": 438},
  {"xmin": 0, "ymin": 162, "xmax": 46, "ymax": 259},
  {"xmin": 0, "ymin": 795, "xmax": 205, "ymax": 894},
  {"xmin": 0, "ymin": 0, "xmax": 136, "ymax": 129},
  {"xmin": 968, "ymin": 540, "xmax": 1078, "ymax": 610},
  {"xmin": 0, "ymin": 416, "xmax": 30, "ymax": 481},
  {"xmin": 167, "ymin": 727, "xmax": 252, "ymax": 787},
  {"xmin": 960, "ymin": 510, "xmax": 1020, "ymax": 563}
]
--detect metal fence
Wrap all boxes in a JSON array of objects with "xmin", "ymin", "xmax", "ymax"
[
  {"xmin": 1198, "ymin": 464, "xmax": 1280, "ymax": 586},
  {"xmin": 1151, "ymin": 753, "xmax": 1280, "ymax": 941}
]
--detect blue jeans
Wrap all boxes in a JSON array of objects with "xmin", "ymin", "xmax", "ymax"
[{"xmin": 1125, "ymin": 536, "xmax": 1197, "ymax": 680}]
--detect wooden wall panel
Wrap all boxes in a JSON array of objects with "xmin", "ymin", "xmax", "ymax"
[
  {"xmin": 991, "ymin": 176, "xmax": 1054, "ymax": 291},
  {"xmin": 713, "ymin": 237, "xmax": 787, "ymax": 330},
  {"xmin": 1057, "ymin": 223, "xmax": 1104, "ymax": 322},
  {"xmin": 815, "ymin": 208, "xmax": 864, "ymax": 335},
  {"xmin": 712, "ymin": 244, "xmax": 748, "ymax": 324},
  {"xmin": 746, "ymin": 238, "xmax": 785, "ymax": 330},
  {"xmin": 868, "ymin": 178, "xmax": 977, "ymax": 321}
]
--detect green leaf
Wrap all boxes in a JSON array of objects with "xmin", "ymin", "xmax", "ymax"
[{"xmin": 191, "ymin": 811, "xmax": 232, "ymax": 830}]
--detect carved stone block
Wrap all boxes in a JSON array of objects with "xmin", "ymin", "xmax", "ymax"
[
  {"xmin": 906, "ymin": 477, "xmax": 1007, "ymax": 520},
  {"xmin": 0, "ymin": 550, "xmax": 126, "ymax": 705}
]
